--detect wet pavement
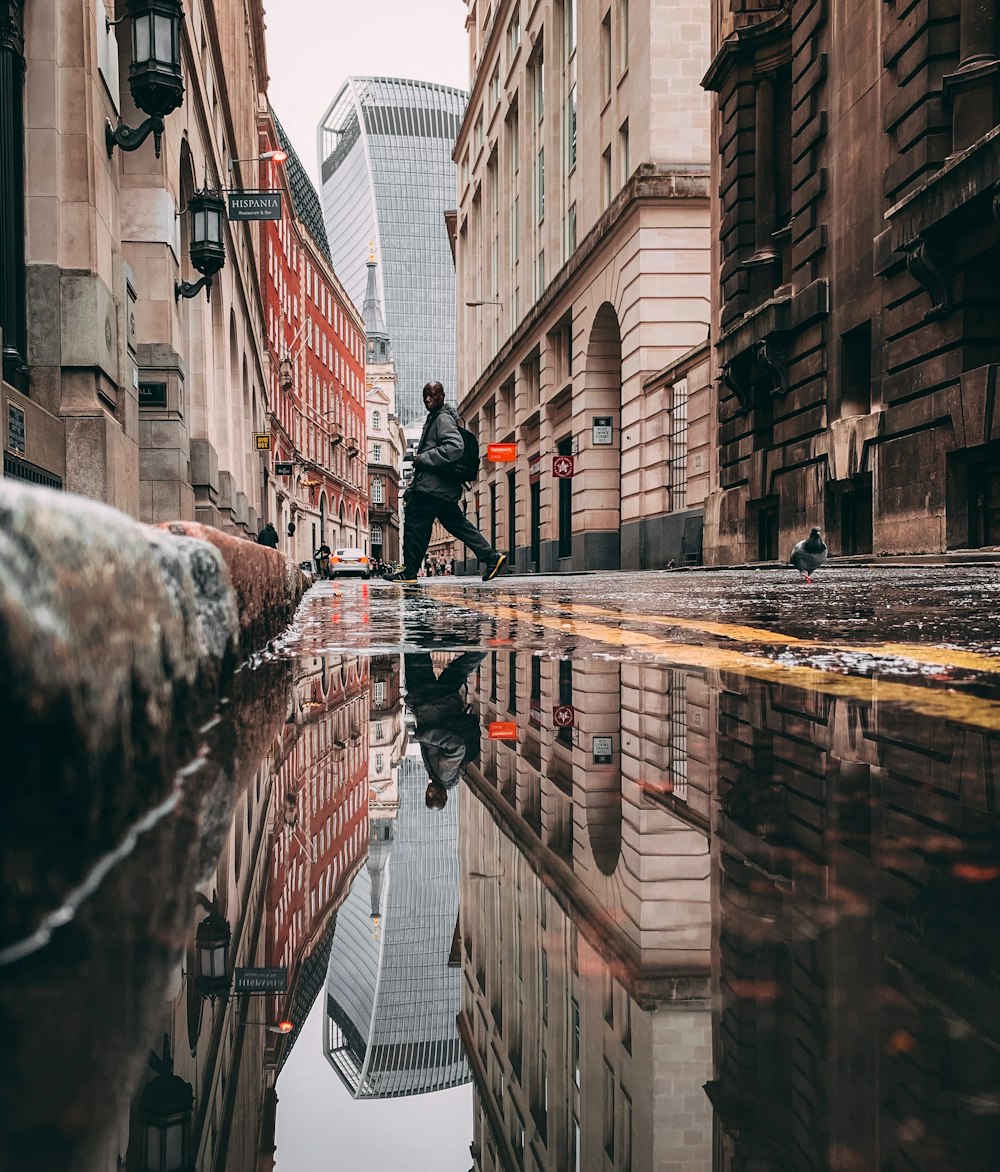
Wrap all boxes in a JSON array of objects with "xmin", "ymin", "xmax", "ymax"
[{"xmin": 3, "ymin": 566, "xmax": 1000, "ymax": 1171}]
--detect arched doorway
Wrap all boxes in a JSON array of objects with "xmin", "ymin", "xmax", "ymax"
[
  {"xmin": 582, "ymin": 302, "xmax": 623, "ymax": 569},
  {"xmin": 338, "ymin": 500, "xmax": 346, "ymax": 547}
]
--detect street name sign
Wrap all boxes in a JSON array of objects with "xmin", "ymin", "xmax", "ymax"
[
  {"xmin": 593, "ymin": 736, "xmax": 614, "ymax": 765},
  {"xmin": 233, "ymin": 966, "xmax": 287, "ymax": 994},
  {"xmin": 593, "ymin": 416, "xmax": 614, "ymax": 445},
  {"xmin": 227, "ymin": 191, "xmax": 283, "ymax": 221}
]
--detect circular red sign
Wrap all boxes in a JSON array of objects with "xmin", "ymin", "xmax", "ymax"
[{"xmin": 553, "ymin": 705, "xmax": 575, "ymax": 728}]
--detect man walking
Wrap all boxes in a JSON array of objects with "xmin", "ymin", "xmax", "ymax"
[{"xmin": 385, "ymin": 381, "xmax": 506, "ymax": 584}]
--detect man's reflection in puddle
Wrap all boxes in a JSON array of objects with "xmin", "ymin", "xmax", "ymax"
[{"xmin": 405, "ymin": 651, "xmax": 486, "ymax": 809}]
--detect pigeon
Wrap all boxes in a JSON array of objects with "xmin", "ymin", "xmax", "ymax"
[{"xmin": 789, "ymin": 527, "xmax": 828, "ymax": 583}]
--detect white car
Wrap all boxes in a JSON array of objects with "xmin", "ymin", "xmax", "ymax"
[{"xmin": 329, "ymin": 548, "xmax": 371, "ymax": 579}]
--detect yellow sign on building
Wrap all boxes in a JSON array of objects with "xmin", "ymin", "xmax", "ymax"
[{"xmin": 254, "ymin": 432, "xmax": 271, "ymax": 451}]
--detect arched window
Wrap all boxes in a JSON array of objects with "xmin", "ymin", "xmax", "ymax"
[
  {"xmin": 372, "ymin": 477, "xmax": 384, "ymax": 504},
  {"xmin": 371, "ymin": 523, "xmax": 384, "ymax": 545},
  {"xmin": 372, "ymin": 409, "xmax": 382, "ymax": 431}
]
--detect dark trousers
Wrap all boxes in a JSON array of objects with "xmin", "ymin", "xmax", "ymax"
[{"xmin": 403, "ymin": 491, "xmax": 495, "ymax": 573}]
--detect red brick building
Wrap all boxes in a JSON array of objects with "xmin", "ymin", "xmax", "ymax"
[
  {"xmin": 703, "ymin": 0, "xmax": 1000, "ymax": 561},
  {"xmin": 258, "ymin": 110, "xmax": 368, "ymax": 561}
]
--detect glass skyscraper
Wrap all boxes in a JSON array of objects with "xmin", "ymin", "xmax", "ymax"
[{"xmin": 318, "ymin": 78, "xmax": 467, "ymax": 425}]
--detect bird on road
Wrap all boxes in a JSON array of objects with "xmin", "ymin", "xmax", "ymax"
[{"xmin": 789, "ymin": 527, "xmax": 828, "ymax": 583}]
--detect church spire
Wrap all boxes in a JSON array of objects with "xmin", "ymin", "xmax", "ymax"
[{"xmin": 363, "ymin": 242, "xmax": 390, "ymax": 356}]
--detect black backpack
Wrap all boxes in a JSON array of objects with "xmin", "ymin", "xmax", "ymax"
[{"xmin": 450, "ymin": 425, "xmax": 480, "ymax": 482}]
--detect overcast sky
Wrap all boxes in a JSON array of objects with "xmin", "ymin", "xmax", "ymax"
[{"xmin": 264, "ymin": 0, "xmax": 470, "ymax": 185}]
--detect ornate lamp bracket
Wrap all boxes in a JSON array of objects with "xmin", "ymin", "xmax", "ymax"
[{"xmin": 755, "ymin": 335, "xmax": 789, "ymax": 398}]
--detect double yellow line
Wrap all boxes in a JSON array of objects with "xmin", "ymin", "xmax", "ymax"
[{"xmin": 440, "ymin": 592, "xmax": 1000, "ymax": 734}]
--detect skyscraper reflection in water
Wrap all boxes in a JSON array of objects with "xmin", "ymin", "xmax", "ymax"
[{"xmin": 325, "ymin": 751, "xmax": 470, "ymax": 1097}]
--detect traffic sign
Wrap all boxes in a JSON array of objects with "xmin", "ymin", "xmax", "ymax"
[
  {"xmin": 254, "ymin": 432, "xmax": 272, "ymax": 451},
  {"xmin": 488, "ymin": 443, "xmax": 517, "ymax": 462},
  {"xmin": 489, "ymin": 721, "xmax": 518, "ymax": 740},
  {"xmin": 553, "ymin": 704, "xmax": 575, "ymax": 728},
  {"xmin": 553, "ymin": 455, "xmax": 574, "ymax": 478},
  {"xmin": 233, "ymin": 966, "xmax": 288, "ymax": 994}
]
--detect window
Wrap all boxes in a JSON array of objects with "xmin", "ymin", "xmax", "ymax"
[
  {"xmin": 508, "ymin": 6, "xmax": 520, "ymax": 59},
  {"xmin": 372, "ymin": 409, "xmax": 381, "ymax": 430},
  {"xmin": 619, "ymin": 119, "xmax": 630, "ymax": 185},
  {"xmin": 667, "ymin": 377, "xmax": 688, "ymax": 510},
  {"xmin": 371, "ymin": 523, "xmax": 383, "ymax": 545},
  {"xmin": 603, "ymin": 1063, "xmax": 615, "ymax": 1158},
  {"xmin": 571, "ymin": 999, "xmax": 580, "ymax": 1086},
  {"xmin": 373, "ymin": 443, "xmax": 382, "ymax": 463},
  {"xmin": 536, "ymin": 249, "xmax": 545, "ymax": 298},
  {"xmin": 513, "ymin": 195, "xmax": 520, "ymax": 262},
  {"xmin": 602, "ymin": 147, "xmax": 612, "ymax": 207},
  {"xmin": 622, "ymin": 1091, "xmax": 632, "ymax": 1169},
  {"xmin": 566, "ymin": 85, "xmax": 577, "ymax": 171},
  {"xmin": 533, "ymin": 42, "xmax": 544, "ymax": 123},
  {"xmin": 619, "ymin": 0, "xmax": 629, "ymax": 74},
  {"xmin": 372, "ymin": 477, "xmax": 384, "ymax": 505},
  {"xmin": 667, "ymin": 670, "xmax": 688, "ymax": 800},
  {"xmin": 536, "ymin": 147, "xmax": 545, "ymax": 221},
  {"xmin": 564, "ymin": 0, "xmax": 577, "ymax": 57},
  {"xmin": 601, "ymin": 11, "xmax": 612, "ymax": 99},
  {"xmin": 490, "ymin": 63, "xmax": 501, "ymax": 109},
  {"xmin": 565, "ymin": 203, "xmax": 577, "ymax": 257}
]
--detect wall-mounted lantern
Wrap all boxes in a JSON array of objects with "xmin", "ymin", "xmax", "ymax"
[
  {"xmin": 193, "ymin": 899, "xmax": 231, "ymax": 998},
  {"xmin": 278, "ymin": 357, "xmax": 294, "ymax": 390},
  {"xmin": 175, "ymin": 191, "xmax": 226, "ymax": 302},
  {"xmin": 137, "ymin": 1035, "xmax": 194, "ymax": 1172},
  {"xmin": 106, "ymin": 0, "xmax": 185, "ymax": 159}
]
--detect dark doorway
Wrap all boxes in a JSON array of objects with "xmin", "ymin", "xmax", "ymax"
[
  {"xmin": 754, "ymin": 499, "xmax": 779, "ymax": 561},
  {"xmin": 827, "ymin": 472, "xmax": 874, "ymax": 554},
  {"xmin": 558, "ymin": 436, "xmax": 573, "ymax": 559},
  {"xmin": 507, "ymin": 470, "xmax": 516, "ymax": 563},
  {"xmin": 530, "ymin": 479, "xmax": 541, "ymax": 570},
  {"xmin": 947, "ymin": 440, "xmax": 1000, "ymax": 548}
]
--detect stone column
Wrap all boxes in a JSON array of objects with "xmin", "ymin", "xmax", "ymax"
[
  {"xmin": 751, "ymin": 75, "xmax": 777, "ymax": 263},
  {"xmin": 945, "ymin": 0, "xmax": 1000, "ymax": 152},
  {"xmin": 0, "ymin": 0, "xmax": 27, "ymax": 390}
]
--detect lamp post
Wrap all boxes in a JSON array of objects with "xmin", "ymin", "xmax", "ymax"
[
  {"xmin": 138, "ymin": 1035, "xmax": 194, "ymax": 1172},
  {"xmin": 106, "ymin": 0, "xmax": 185, "ymax": 159},
  {"xmin": 175, "ymin": 190, "xmax": 226, "ymax": 302}
]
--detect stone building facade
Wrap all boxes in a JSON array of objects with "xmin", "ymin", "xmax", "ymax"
[
  {"xmin": 259, "ymin": 109, "xmax": 368, "ymax": 562},
  {"xmin": 703, "ymin": 0, "xmax": 1000, "ymax": 562},
  {"xmin": 453, "ymin": 0, "xmax": 714, "ymax": 574},
  {"xmin": 460, "ymin": 649, "xmax": 714, "ymax": 1170},
  {"xmin": 1, "ymin": 1, "xmax": 279, "ymax": 537}
]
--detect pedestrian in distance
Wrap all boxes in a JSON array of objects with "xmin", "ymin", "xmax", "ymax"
[
  {"xmin": 384, "ymin": 381, "xmax": 506, "ymax": 584},
  {"xmin": 257, "ymin": 521, "xmax": 279, "ymax": 548}
]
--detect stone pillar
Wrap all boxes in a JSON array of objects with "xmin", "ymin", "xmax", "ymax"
[
  {"xmin": 0, "ymin": 0, "xmax": 27, "ymax": 390},
  {"xmin": 945, "ymin": 0, "xmax": 1000, "ymax": 152},
  {"xmin": 751, "ymin": 75, "xmax": 777, "ymax": 263}
]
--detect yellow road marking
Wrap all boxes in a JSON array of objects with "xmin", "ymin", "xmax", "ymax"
[
  {"xmin": 443, "ymin": 597, "xmax": 1000, "ymax": 734},
  {"xmin": 489, "ymin": 593, "xmax": 1000, "ymax": 675}
]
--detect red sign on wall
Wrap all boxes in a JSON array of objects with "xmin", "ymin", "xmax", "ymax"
[
  {"xmin": 552, "ymin": 455, "xmax": 575, "ymax": 478},
  {"xmin": 488, "ymin": 443, "xmax": 517, "ymax": 462},
  {"xmin": 553, "ymin": 705, "xmax": 576, "ymax": 728},
  {"xmin": 489, "ymin": 721, "xmax": 518, "ymax": 740}
]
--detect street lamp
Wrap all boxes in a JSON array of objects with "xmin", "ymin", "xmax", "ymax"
[
  {"xmin": 175, "ymin": 190, "xmax": 226, "ymax": 302},
  {"xmin": 228, "ymin": 149, "xmax": 289, "ymax": 174},
  {"xmin": 106, "ymin": 0, "xmax": 185, "ymax": 159},
  {"xmin": 465, "ymin": 300, "xmax": 504, "ymax": 307},
  {"xmin": 138, "ymin": 1035, "xmax": 194, "ymax": 1172},
  {"xmin": 194, "ymin": 899, "xmax": 231, "ymax": 998}
]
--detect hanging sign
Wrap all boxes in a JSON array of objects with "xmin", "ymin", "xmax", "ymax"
[
  {"xmin": 529, "ymin": 455, "xmax": 542, "ymax": 483},
  {"xmin": 553, "ymin": 705, "xmax": 576, "ymax": 728},
  {"xmin": 274, "ymin": 461, "xmax": 294, "ymax": 476},
  {"xmin": 488, "ymin": 443, "xmax": 517, "ymax": 462},
  {"xmin": 552, "ymin": 455, "xmax": 574, "ymax": 478},
  {"xmin": 254, "ymin": 432, "xmax": 272, "ymax": 451},
  {"xmin": 227, "ymin": 191, "xmax": 283, "ymax": 221},
  {"xmin": 593, "ymin": 416, "xmax": 614, "ymax": 445}
]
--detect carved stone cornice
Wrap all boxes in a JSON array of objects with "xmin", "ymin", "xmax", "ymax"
[
  {"xmin": 701, "ymin": 4, "xmax": 791, "ymax": 92},
  {"xmin": 0, "ymin": 0, "xmax": 24, "ymax": 55}
]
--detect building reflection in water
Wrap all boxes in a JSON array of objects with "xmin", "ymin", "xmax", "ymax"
[
  {"xmin": 461, "ymin": 653, "xmax": 714, "ymax": 1171},
  {"xmin": 324, "ymin": 652, "xmax": 471, "ymax": 1098},
  {"xmin": 460, "ymin": 650, "xmax": 1000, "ymax": 1172}
]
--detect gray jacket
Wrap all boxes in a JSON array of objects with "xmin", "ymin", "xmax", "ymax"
[{"xmin": 411, "ymin": 405, "xmax": 464, "ymax": 502}]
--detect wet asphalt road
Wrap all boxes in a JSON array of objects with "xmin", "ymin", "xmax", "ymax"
[{"xmin": 271, "ymin": 566, "xmax": 1000, "ymax": 705}]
